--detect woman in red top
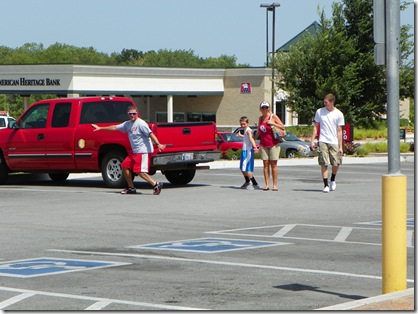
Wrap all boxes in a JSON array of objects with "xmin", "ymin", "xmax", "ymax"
[{"xmin": 255, "ymin": 101, "xmax": 285, "ymax": 191}]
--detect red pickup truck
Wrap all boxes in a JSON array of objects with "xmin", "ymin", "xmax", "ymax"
[{"xmin": 0, "ymin": 96, "xmax": 220, "ymax": 187}]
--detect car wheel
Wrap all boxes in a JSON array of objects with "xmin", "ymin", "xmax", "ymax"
[
  {"xmin": 101, "ymin": 151, "xmax": 127, "ymax": 188},
  {"xmin": 286, "ymin": 149, "xmax": 298, "ymax": 158},
  {"xmin": 164, "ymin": 169, "xmax": 196, "ymax": 185}
]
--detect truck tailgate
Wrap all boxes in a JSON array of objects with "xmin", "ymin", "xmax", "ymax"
[{"xmin": 151, "ymin": 122, "xmax": 218, "ymax": 152}]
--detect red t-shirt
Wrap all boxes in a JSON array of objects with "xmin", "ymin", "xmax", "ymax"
[{"xmin": 258, "ymin": 115, "xmax": 280, "ymax": 148}]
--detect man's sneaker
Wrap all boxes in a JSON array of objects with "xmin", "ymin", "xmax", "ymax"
[
  {"xmin": 253, "ymin": 185, "xmax": 262, "ymax": 190},
  {"xmin": 330, "ymin": 181, "xmax": 337, "ymax": 191},
  {"xmin": 323, "ymin": 186, "xmax": 330, "ymax": 193},
  {"xmin": 153, "ymin": 182, "xmax": 162, "ymax": 195},
  {"xmin": 121, "ymin": 187, "xmax": 136, "ymax": 194},
  {"xmin": 240, "ymin": 182, "xmax": 251, "ymax": 189}
]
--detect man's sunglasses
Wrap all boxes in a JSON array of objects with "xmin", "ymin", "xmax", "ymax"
[{"xmin": 128, "ymin": 112, "xmax": 137, "ymax": 115}]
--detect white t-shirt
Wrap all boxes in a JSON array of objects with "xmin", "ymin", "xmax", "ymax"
[
  {"xmin": 314, "ymin": 107, "xmax": 345, "ymax": 145},
  {"xmin": 116, "ymin": 118, "xmax": 154, "ymax": 154},
  {"xmin": 242, "ymin": 126, "xmax": 253, "ymax": 151}
]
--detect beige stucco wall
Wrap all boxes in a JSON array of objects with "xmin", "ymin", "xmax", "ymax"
[{"xmin": 216, "ymin": 68, "xmax": 271, "ymax": 130}]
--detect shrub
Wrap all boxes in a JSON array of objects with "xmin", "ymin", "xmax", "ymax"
[
  {"xmin": 224, "ymin": 149, "xmax": 240, "ymax": 160},
  {"xmin": 343, "ymin": 142, "xmax": 360, "ymax": 155},
  {"xmin": 355, "ymin": 146, "xmax": 370, "ymax": 157},
  {"xmin": 361, "ymin": 141, "xmax": 412, "ymax": 153}
]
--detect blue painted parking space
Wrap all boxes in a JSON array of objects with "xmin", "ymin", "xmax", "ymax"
[
  {"xmin": 0, "ymin": 258, "xmax": 130, "ymax": 278},
  {"xmin": 128, "ymin": 237, "xmax": 288, "ymax": 253},
  {"xmin": 363, "ymin": 218, "xmax": 414, "ymax": 227}
]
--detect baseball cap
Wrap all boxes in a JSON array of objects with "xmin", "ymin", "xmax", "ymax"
[{"xmin": 260, "ymin": 101, "xmax": 270, "ymax": 108}]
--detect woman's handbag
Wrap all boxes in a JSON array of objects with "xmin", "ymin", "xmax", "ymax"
[{"xmin": 270, "ymin": 115, "xmax": 285, "ymax": 141}]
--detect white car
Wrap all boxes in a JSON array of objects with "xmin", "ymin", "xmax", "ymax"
[{"xmin": 0, "ymin": 115, "xmax": 15, "ymax": 129}]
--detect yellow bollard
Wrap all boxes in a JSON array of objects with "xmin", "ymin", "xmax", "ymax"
[{"xmin": 382, "ymin": 174, "xmax": 407, "ymax": 294}]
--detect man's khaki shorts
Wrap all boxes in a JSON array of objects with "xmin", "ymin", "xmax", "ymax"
[{"xmin": 318, "ymin": 142, "xmax": 341, "ymax": 166}]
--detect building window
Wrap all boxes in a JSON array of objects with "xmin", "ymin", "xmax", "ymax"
[
  {"xmin": 187, "ymin": 112, "xmax": 216, "ymax": 122},
  {"xmin": 156, "ymin": 112, "xmax": 185, "ymax": 122}
]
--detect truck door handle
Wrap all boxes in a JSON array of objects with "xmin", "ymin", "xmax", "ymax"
[
  {"xmin": 182, "ymin": 128, "xmax": 191, "ymax": 135},
  {"xmin": 37, "ymin": 134, "xmax": 45, "ymax": 140}
]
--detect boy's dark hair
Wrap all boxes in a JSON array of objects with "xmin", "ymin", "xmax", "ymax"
[
  {"xmin": 325, "ymin": 94, "xmax": 335, "ymax": 103},
  {"xmin": 239, "ymin": 116, "xmax": 249, "ymax": 123}
]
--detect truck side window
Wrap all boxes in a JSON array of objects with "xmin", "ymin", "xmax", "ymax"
[
  {"xmin": 80, "ymin": 101, "xmax": 133, "ymax": 124},
  {"xmin": 20, "ymin": 104, "xmax": 50, "ymax": 129},
  {"xmin": 52, "ymin": 103, "xmax": 72, "ymax": 127}
]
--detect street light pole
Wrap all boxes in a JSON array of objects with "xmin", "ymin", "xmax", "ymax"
[
  {"xmin": 265, "ymin": 9, "xmax": 269, "ymax": 67},
  {"xmin": 260, "ymin": 3, "xmax": 280, "ymax": 114}
]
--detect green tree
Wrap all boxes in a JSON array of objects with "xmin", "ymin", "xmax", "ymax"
[{"xmin": 275, "ymin": 0, "xmax": 414, "ymax": 128}]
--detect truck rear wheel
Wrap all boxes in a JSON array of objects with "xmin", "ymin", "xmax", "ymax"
[
  {"xmin": 164, "ymin": 169, "xmax": 196, "ymax": 185},
  {"xmin": 101, "ymin": 151, "xmax": 126, "ymax": 188},
  {"xmin": 0, "ymin": 153, "xmax": 9, "ymax": 184},
  {"xmin": 48, "ymin": 173, "xmax": 70, "ymax": 182}
]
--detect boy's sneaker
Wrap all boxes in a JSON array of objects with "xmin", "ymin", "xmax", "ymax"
[
  {"xmin": 121, "ymin": 187, "xmax": 136, "ymax": 194},
  {"xmin": 330, "ymin": 181, "xmax": 337, "ymax": 191},
  {"xmin": 153, "ymin": 182, "xmax": 162, "ymax": 195},
  {"xmin": 323, "ymin": 186, "xmax": 330, "ymax": 193},
  {"xmin": 253, "ymin": 185, "xmax": 262, "ymax": 190},
  {"xmin": 240, "ymin": 182, "xmax": 251, "ymax": 189}
]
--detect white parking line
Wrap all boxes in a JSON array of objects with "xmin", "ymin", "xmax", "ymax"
[
  {"xmin": 47, "ymin": 249, "xmax": 414, "ymax": 282},
  {"xmin": 407, "ymin": 230, "xmax": 414, "ymax": 248},
  {"xmin": 272, "ymin": 224, "xmax": 297, "ymax": 237},
  {"xmin": 85, "ymin": 301, "xmax": 112, "ymax": 310},
  {"xmin": 0, "ymin": 292, "xmax": 35, "ymax": 309},
  {"xmin": 334, "ymin": 227, "xmax": 354, "ymax": 242},
  {"xmin": 0, "ymin": 286, "xmax": 208, "ymax": 311}
]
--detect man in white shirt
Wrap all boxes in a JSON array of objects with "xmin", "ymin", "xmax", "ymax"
[{"xmin": 310, "ymin": 94, "xmax": 345, "ymax": 193}]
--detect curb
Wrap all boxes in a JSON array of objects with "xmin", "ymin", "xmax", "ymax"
[
  {"xmin": 203, "ymin": 154, "xmax": 413, "ymax": 170},
  {"xmin": 316, "ymin": 288, "xmax": 414, "ymax": 310}
]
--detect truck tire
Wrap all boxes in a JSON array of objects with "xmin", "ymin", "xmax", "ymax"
[
  {"xmin": 101, "ymin": 151, "xmax": 126, "ymax": 188},
  {"xmin": 48, "ymin": 173, "xmax": 70, "ymax": 182},
  {"xmin": 0, "ymin": 153, "xmax": 9, "ymax": 184},
  {"xmin": 164, "ymin": 169, "xmax": 196, "ymax": 185}
]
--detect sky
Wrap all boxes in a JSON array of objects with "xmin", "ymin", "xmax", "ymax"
[{"xmin": 0, "ymin": 0, "xmax": 415, "ymax": 67}]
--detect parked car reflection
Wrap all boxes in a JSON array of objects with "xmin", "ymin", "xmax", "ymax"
[{"xmin": 216, "ymin": 132, "xmax": 244, "ymax": 158}]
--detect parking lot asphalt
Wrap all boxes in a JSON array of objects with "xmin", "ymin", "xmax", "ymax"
[
  {"xmin": 66, "ymin": 153, "xmax": 415, "ymax": 310},
  {"xmin": 1, "ymin": 154, "xmax": 414, "ymax": 310},
  {"xmin": 209, "ymin": 154, "xmax": 415, "ymax": 311}
]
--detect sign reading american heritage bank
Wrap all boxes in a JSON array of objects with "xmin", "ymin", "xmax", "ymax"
[{"xmin": 0, "ymin": 77, "xmax": 61, "ymax": 86}]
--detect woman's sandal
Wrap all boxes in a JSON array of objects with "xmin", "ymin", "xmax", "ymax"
[
  {"xmin": 272, "ymin": 188, "xmax": 278, "ymax": 191},
  {"xmin": 263, "ymin": 187, "xmax": 270, "ymax": 191}
]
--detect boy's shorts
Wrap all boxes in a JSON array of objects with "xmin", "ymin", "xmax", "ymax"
[
  {"xmin": 318, "ymin": 142, "xmax": 341, "ymax": 166},
  {"xmin": 121, "ymin": 153, "xmax": 150, "ymax": 173},
  {"xmin": 240, "ymin": 149, "xmax": 255, "ymax": 172}
]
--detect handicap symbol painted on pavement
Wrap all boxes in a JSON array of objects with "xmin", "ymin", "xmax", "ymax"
[
  {"xmin": 128, "ymin": 237, "xmax": 289, "ymax": 253},
  {"xmin": 0, "ymin": 258, "xmax": 130, "ymax": 278}
]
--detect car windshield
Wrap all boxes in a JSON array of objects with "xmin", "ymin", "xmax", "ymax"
[
  {"xmin": 220, "ymin": 133, "xmax": 242, "ymax": 142},
  {"xmin": 283, "ymin": 132, "xmax": 301, "ymax": 141}
]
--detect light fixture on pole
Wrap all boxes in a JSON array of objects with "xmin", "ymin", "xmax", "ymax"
[{"xmin": 260, "ymin": 3, "xmax": 280, "ymax": 114}]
